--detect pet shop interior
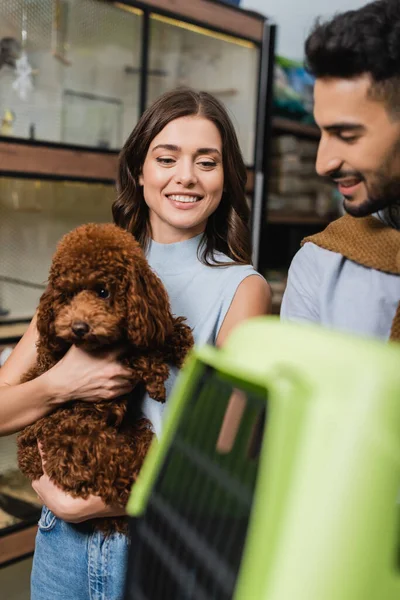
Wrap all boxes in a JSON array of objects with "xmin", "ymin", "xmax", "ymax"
[{"xmin": 0, "ymin": 1, "xmax": 396, "ymax": 599}]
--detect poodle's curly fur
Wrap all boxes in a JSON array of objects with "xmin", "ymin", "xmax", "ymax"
[{"xmin": 17, "ymin": 223, "xmax": 193, "ymax": 533}]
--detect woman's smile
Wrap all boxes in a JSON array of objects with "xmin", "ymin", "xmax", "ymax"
[{"xmin": 165, "ymin": 192, "xmax": 204, "ymax": 209}]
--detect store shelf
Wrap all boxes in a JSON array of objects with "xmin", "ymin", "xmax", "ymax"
[
  {"xmin": 272, "ymin": 117, "xmax": 320, "ymax": 140},
  {"xmin": 271, "ymin": 298, "xmax": 282, "ymax": 316},
  {"xmin": 143, "ymin": 0, "xmax": 264, "ymax": 41},
  {"xmin": 0, "ymin": 322, "xmax": 30, "ymax": 343},
  {"xmin": 0, "ymin": 139, "xmax": 119, "ymax": 182},
  {"xmin": 0, "ymin": 524, "xmax": 37, "ymax": 567},
  {"xmin": 246, "ymin": 169, "xmax": 254, "ymax": 194},
  {"xmin": 267, "ymin": 211, "xmax": 333, "ymax": 225},
  {"xmin": 208, "ymin": 88, "xmax": 238, "ymax": 97}
]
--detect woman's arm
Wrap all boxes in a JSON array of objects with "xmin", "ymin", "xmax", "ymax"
[
  {"xmin": 0, "ymin": 315, "xmax": 54, "ymax": 435},
  {"xmin": 214, "ymin": 275, "xmax": 271, "ymax": 457},
  {"xmin": 33, "ymin": 445, "xmax": 125, "ymax": 522},
  {"xmin": 0, "ymin": 316, "xmax": 135, "ymax": 436},
  {"xmin": 33, "ymin": 470, "xmax": 127, "ymax": 522},
  {"xmin": 33, "ymin": 473, "xmax": 125, "ymax": 522},
  {"xmin": 216, "ymin": 275, "xmax": 271, "ymax": 347}
]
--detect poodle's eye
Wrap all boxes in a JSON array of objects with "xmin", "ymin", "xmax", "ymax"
[{"xmin": 96, "ymin": 287, "xmax": 110, "ymax": 299}]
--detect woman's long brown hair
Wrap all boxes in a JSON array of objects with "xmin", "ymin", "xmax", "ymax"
[{"xmin": 112, "ymin": 88, "xmax": 252, "ymax": 266}]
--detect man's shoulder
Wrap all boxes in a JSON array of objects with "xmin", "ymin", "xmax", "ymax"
[{"xmin": 291, "ymin": 240, "xmax": 342, "ymax": 272}]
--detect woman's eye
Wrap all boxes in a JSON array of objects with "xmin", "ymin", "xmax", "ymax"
[
  {"xmin": 198, "ymin": 160, "xmax": 217, "ymax": 168},
  {"xmin": 156, "ymin": 157, "xmax": 175, "ymax": 165},
  {"xmin": 96, "ymin": 287, "xmax": 110, "ymax": 299}
]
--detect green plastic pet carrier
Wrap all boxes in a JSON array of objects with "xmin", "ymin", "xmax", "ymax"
[{"xmin": 123, "ymin": 317, "xmax": 400, "ymax": 600}]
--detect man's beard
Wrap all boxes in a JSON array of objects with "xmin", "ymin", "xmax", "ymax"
[
  {"xmin": 343, "ymin": 175, "xmax": 400, "ymax": 219},
  {"xmin": 339, "ymin": 139, "xmax": 400, "ymax": 222}
]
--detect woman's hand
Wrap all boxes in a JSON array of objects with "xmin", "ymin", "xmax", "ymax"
[
  {"xmin": 32, "ymin": 444, "xmax": 125, "ymax": 523},
  {"xmin": 42, "ymin": 345, "xmax": 135, "ymax": 407}
]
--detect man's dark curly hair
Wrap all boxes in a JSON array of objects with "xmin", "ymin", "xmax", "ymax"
[{"xmin": 305, "ymin": 0, "xmax": 400, "ymax": 114}]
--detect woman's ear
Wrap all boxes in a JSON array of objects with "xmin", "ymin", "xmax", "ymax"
[
  {"xmin": 139, "ymin": 172, "xmax": 144, "ymax": 186},
  {"xmin": 126, "ymin": 261, "xmax": 174, "ymax": 348}
]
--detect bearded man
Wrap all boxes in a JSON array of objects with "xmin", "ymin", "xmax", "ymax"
[{"xmin": 281, "ymin": 0, "xmax": 400, "ymax": 341}]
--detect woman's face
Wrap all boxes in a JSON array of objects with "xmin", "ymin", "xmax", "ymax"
[{"xmin": 139, "ymin": 115, "xmax": 224, "ymax": 243}]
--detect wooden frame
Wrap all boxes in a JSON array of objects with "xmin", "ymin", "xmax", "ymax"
[
  {"xmin": 0, "ymin": 141, "xmax": 118, "ymax": 182},
  {"xmin": 267, "ymin": 211, "xmax": 331, "ymax": 225},
  {"xmin": 272, "ymin": 117, "xmax": 320, "ymax": 140},
  {"xmin": 0, "ymin": 526, "xmax": 37, "ymax": 567},
  {"xmin": 127, "ymin": 0, "xmax": 264, "ymax": 41},
  {"xmin": 0, "ymin": 322, "xmax": 29, "ymax": 342}
]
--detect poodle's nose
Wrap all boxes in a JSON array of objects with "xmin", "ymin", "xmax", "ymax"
[{"xmin": 72, "ymin": 321, "xmax": 89, "ymax": 337}]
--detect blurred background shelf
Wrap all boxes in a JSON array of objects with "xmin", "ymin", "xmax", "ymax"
[
  {"xmin": 260, "ymin": 110, "xmax": 339, "ymax": 284},
  {"xmin": 0, "ymin": 524, "xmax": 37, "ymax": 567},
  {"xmin": 0, "ymin": 139, "xmax": 119, "ymax": 183},
  {"xmin": 272, "ymin": 117, "xmax": 320, "ymax": 139},
  {"xmin": 0, "ymin": 470, "xmax": 42, "ymax": 567},
  {"xmin": 267, "ymin": 211, "xmax": 333, "ymax": 225},
  {"xmin": 0, "ymin": 323, "xmax": 30, "ymax": 342}
]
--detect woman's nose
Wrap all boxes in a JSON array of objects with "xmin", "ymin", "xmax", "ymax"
[{"xmin": 174, "ymin": 162, "xmax": 197, "ymax": 187}]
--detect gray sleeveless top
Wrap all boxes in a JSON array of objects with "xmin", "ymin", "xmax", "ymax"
[{"xmin": 141, "ymin": 234, "xmax": 261, "ymax": 437}]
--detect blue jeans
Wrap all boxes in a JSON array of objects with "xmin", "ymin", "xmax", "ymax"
[{"xmin": 31, "ymin": 506, "xmax": 129, "ymax": 600}]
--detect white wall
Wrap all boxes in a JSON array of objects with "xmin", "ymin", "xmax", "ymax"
[{"xmin": 241, "ymin": 0, "xmax": 368, "ymax": 60}]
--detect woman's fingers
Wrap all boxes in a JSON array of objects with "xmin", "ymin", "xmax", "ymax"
[
  {"xmin": 98, "ymin": 381, "xmax": 136, "ymax": 401},
  {"xmin": 37, "ymin": 441, "xmax": 49, "ymax": 475},
  {"xmin": 31, "ymin": 478, "xmax": 43, "ymax": 502},
  {"xmin": 37, "ymin": 441, "xmax": 44, "ymax": 459},
  {"xmin": 106, "ymin": 365, "xmax": 134, "ymax": 380},
  {"xmin": 45, "ymin": 344, "xmax": 136, "ymax": 405}
]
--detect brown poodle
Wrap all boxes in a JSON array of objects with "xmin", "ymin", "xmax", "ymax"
[{"xmin": 17, "ymin": 223, "xmax": 193, "ymax": 533}]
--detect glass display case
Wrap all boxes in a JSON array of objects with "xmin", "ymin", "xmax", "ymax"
[
  {"xmin": 0, "ymin": 342, "xmax": 42, "ymax": 565},
  {"xmin": 0, "ymin": 0, "xmax": 274, "ymax": 271},
  {"xmin": 0, "ymin": 0, "xmax": 266, "ymax": 163},
  {"xmin": 0, "ymin": 432, "xmax": 42, "ymax": 535},
  {"xmin": 0, "ymin": 174, "xmax": 115, "ymax": 564},
  {"xmin": 0, "ymin": 0, "xmax": 143, "ymax": 149},
  {"xmin": 0, "ymin": 177, "xmax": 115, "ymax": 321}
]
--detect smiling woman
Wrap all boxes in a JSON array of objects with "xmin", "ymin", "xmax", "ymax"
[
  {"xmin": 0, "ymin": 88, "xmax": 270, "ymax": 600},
  {"xmin": 114, "ymin": 87, "xmax": 253, "ymax": 265}
]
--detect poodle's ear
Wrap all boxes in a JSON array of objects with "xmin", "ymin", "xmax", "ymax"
[
  {"xmin": 36, "ymin": 284, "xmax": 59, "ymax": 351},
  {"xmin": 126, "ymin": 263, "xmax": 174, "ymax": 348}
]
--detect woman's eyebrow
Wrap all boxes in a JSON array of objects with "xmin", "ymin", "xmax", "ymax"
[
  {"xmin": 152, "ymin": 144, "xmax": 180, "ymax": 152},
  {"xmin": 151, "ymin": 144, "xmax": 221, "ymax": 156},
  {"xmin": 196, "ymin": 147, "xmax": 221, "ymax": 156}
]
